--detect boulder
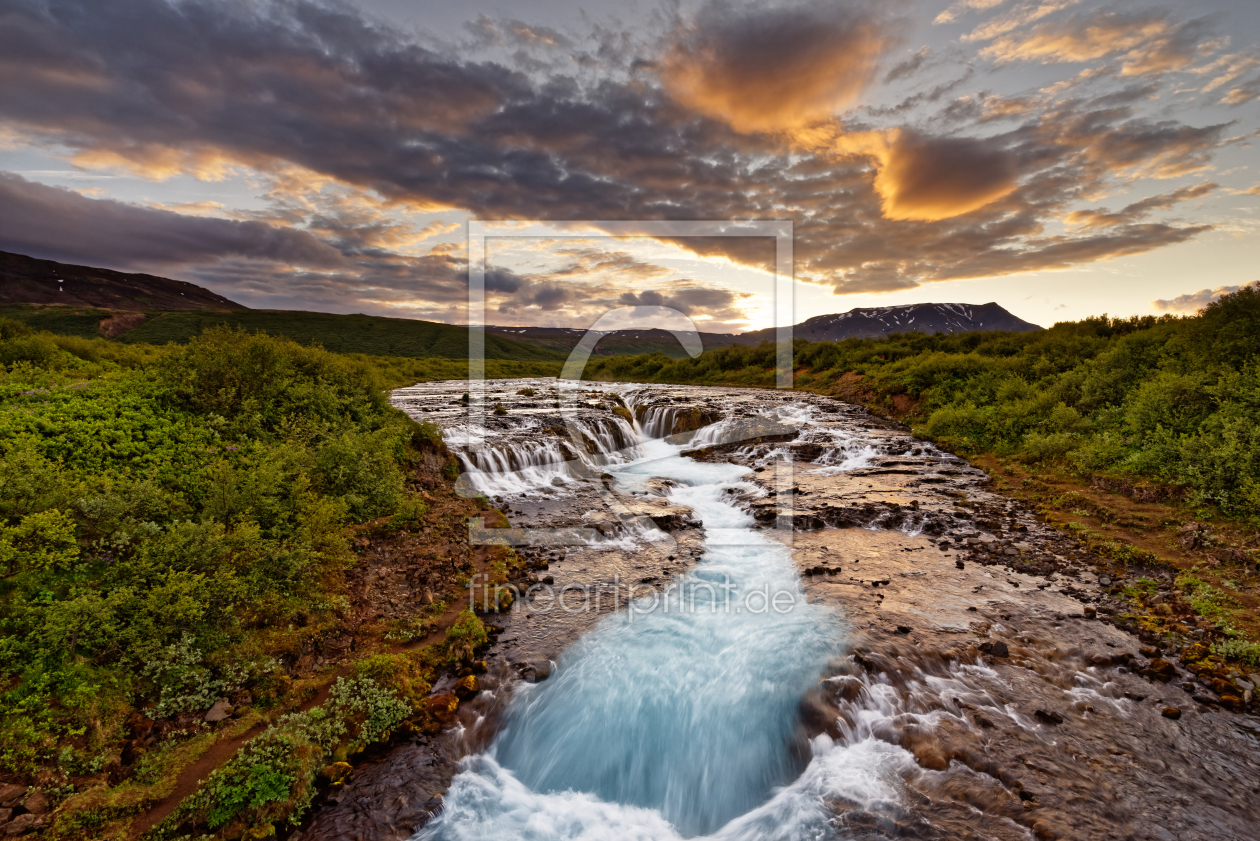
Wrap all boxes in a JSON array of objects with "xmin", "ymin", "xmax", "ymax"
[
  {"xmin": 18, "ymin": 791, "xmax": 45, "ymax": 816},
  {"xmin": 204, "ymin": 699, "xmax": 233, "ymax": 723},
  {"xmin": 980, "ymin": 641, "xmax": 1010, "ymax": 658},
  {"xmin": 529, "ymin": 660, "xmax": 553, "ymax": 682},
  {"xmin": 3, "ymin": 813, "xmax": 38, "ymax": 835},
  {"xmin": 1142, "ymin": 659, "xmax": 1177, "ymax": 683},
  {"xmin": 425, "ymin": 692, "xmax": 459, "ymax": 723},
  {"xmin": 455, "ymin": 675, "xmax": 480, "ymax": 700}
]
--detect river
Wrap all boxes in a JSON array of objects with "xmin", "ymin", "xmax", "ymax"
[{"xmin": 294, "ymin": 380, "xmax": 1260, "ymax": 841}]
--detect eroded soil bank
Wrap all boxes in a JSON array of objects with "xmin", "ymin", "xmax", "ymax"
[{"xmin": 296, "ymin": 381, "xmax": 1260, "ymax": 841}]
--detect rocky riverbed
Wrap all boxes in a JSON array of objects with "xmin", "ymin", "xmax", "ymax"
[{"xmin": 294, "ymin": 380, "xmax": 1260, "ymax": 841}]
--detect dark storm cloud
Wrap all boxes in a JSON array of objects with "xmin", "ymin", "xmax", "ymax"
[
  {"xmin": 0, "ymin": 172, "xmax": 346, "ymax": 269},
  {"xmin": 0, "ymin": 0, "xmax": 1237, "ymax": 311}
]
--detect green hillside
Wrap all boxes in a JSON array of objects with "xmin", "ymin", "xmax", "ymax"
[
  {"xmin": 118, "ymin": 310, "xmax": 565, "ymax": 362},
  {"xmin": 0, "ymin": 305, "xmax": 566, "ymax": 363},
  {"xmin": 0, "ymin": 304, "xmax": 111, "ymax": 339}
]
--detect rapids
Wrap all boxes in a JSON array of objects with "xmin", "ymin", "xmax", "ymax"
[{"xmin": 416, "ymin": 393, "xmax": 864, "ymax": 840}]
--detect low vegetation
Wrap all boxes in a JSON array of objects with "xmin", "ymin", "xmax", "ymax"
[{"xmin": 0, "ymin": 322, "xmax": 502, "ymax": 838}]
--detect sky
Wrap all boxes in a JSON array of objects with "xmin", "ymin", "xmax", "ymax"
[{"xmin": 0, "ymin": 0, "xmax": 1258, "ymax": 332}]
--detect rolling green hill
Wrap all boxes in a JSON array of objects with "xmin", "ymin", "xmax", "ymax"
[
  {"xmin": 0, "ymin": 304, "xmax": 566, "ymax": 363},
  {"xmin": 115, "ymin": 309, "xmax": 565, "ymax": 362},
  {"xmin": 0, "ymin": 304, "xmax": 111, "ymax": 339}
]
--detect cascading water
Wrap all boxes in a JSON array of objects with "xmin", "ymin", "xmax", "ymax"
[
  {"xmin": 455, "ymin": 415, "xmax": 641, "ymax": 498},
  {"xmin": 416, "ymin": 407, "xmax": 872, "ymax": 840}
]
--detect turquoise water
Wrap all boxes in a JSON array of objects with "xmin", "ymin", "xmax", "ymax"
[{"xmin": 416, "ymin": 430, "xmax": 885, "ymax": 840}]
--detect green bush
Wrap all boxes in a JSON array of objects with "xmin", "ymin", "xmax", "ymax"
[
  {"xmin": 0, "ymin": 324, "xmax": 437, "ymax": 793},
  {"xmin": 444, "ymin": 609, "xmax": 488, "ymax": 663}
]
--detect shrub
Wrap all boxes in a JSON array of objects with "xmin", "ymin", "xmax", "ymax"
[{"xmin": 444, "ymin": 610, "xmax": 488, "ymax": 663}]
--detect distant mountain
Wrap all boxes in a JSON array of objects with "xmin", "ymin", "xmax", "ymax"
[
  {"xmin": 0, "ymin": 250, "xmax": 244, "ymax": 311},
  {"xmin": 739, "ymin": 303, "xmax": 1041, "ymax": 344},
  {"xmin": 489, "ymin": 303, "xmax": 1042, "ymax": 359}
]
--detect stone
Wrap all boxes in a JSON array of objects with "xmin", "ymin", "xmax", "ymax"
[
  {"xmin": 0, "ymin": 812, "xmax": 9, "ymax": 826},
  {"xmin": 955, "ymin": 560, "xmax": 965, "ymax": 570},
  {"xmin": 980, "ymin": 640, "xmax": 1009, "ymax": 658},
  {"xmin": 531, "ymin": 660, "xmax": 553, "ymax": 682},
  {"xmin": 1098, "ymin": 575, "xmax": 1112, "ymax": 586},
  {"xmin": 0, "ymin": 788, "xmax": 23, "ymax": 809},
  {"xmin": 19, "ymin": 791, "xmax": 46, "ymax": 816},
  {"xmin": 1090, "ymin": 654, "xmax": 1113, "ymax": 667},
  {"xmin": 455, "ymin": 675, "xmax": 480, "ymax": 700},
  {"xmin": 204, "ymin": 699, "xmax": 233, "ymax": 723},
  {"xmin": 321, "ymin": 761, "xmax": 354, "ymax": 785},
  {"xmin": 1161, "ymin": 706, "xmax": 1182, "ymax": 720},
  {"xmin": 829, "ymin": 675, "xmax": 863, "ymax": 702},
  {"xmin": 1084, "ymin": 606, "xmax": 1097, "ymax": 618},
  {"xmin": 1210, "ymin": 677, "xmax": 1234, "ymax": 697},
  {"xmin": 1034, "ymin": 709, "xmax": 1064, "ymax": 725},
  {"xmin": 1142, "ymin": 659, "xmax": 1177, "ymax": 683},
  {"xmin": 3, "ymin": 813, "xmax": 38, "ymax": 835},
  {"xmin": 895, "ymin": 625, "xmax": 912, "ymax": 634},
  {"xmin": 425, "ymin": 692, "xmax": 459, "ymax": 721}
]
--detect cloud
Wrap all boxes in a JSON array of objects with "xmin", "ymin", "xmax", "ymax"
[
  {"xmin": 870, "ymin": 130, "xmax": 1019, "ymax": 221},
  {"xmin": 977, "ymin": 11, "xmax": 1207, "ymax": 76},
  {"xmin": 934, "ymin": 0, "xmax": 1011, "ymax": 26},
  {"xmin": 660, "ymin": 1, "xmax": 894, "ymax": 132},
  {"xmin": 884, "ymin": 46, "xmax": 932, "ymax": 83},
  {"xmin": 0, "ymin": 171, "xmax": 346, "ymax": 270},
  {"xmin": 1152, "ymin": 280, "xmax": 1259, "ymax": 313},
  {"xmin": 617, "ymin": 286, "xmax": 747, "ymax": 318},
  {"xmin": 0, "ymin": 0, "xmax": 1238, "ymax": 320},
  {"xmin": 1222, "ymin": 82, "xmax": 1260, "ymax": 106},
  {"xmin": 1064, "ymin": 182, "xmax": 1216, "ymax": 230},
  {"xmin": 1191, "ymin": 52, "xmax": 1260, "ymax": 93}
]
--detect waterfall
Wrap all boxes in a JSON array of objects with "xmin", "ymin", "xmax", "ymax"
[{"xmin": 455, "ymin": 415, "xmax": 641, "ymax": 498}]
